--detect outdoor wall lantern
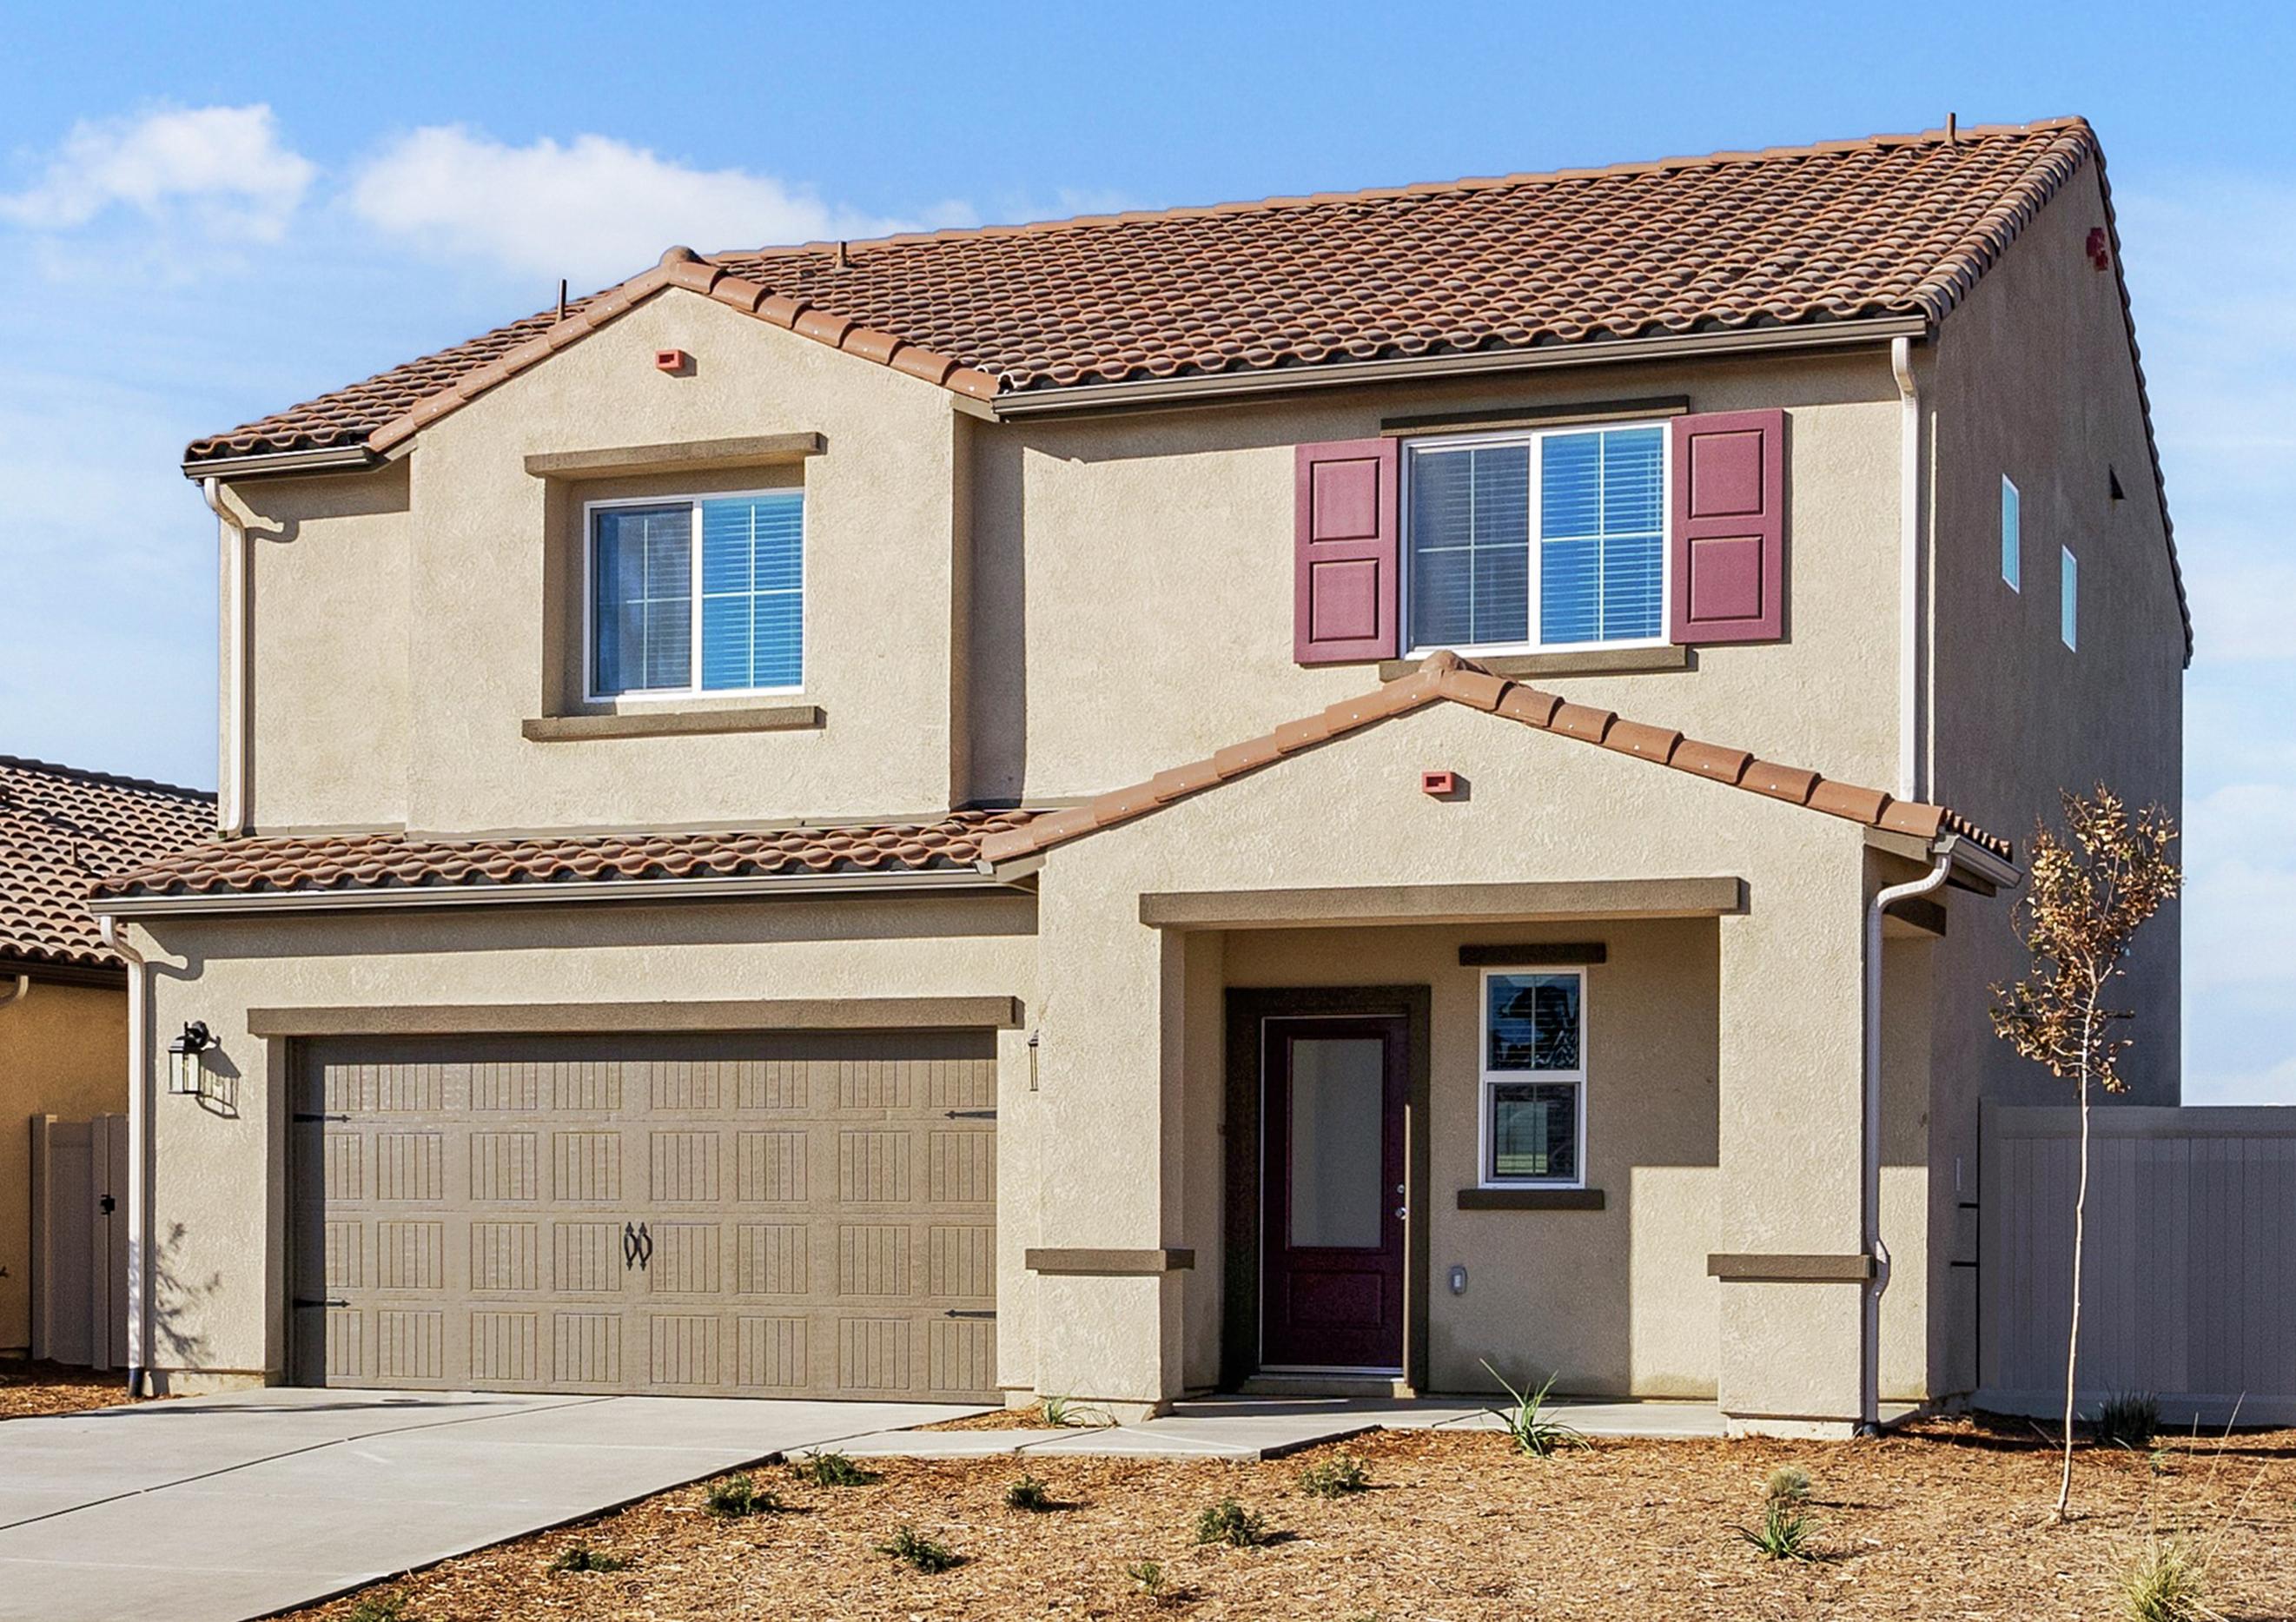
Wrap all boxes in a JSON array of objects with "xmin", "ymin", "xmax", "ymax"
[{"xmin": 168, "ymin": 1021, "xmax": 214, "ymax": 1096}]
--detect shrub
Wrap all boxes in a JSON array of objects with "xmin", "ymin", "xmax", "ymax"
[
  {"xmin": 1297, "ymin": 1453, "xmax": 1372, "ymax": 1499},
  {"xmin": 548, "ymin": 1543, "xmax": 628, "ymax": 1573},
  {"xmin": 2118, "ymin": 1534, "xmax": 2211, "ymax": 1622},
  {"xmin": 344, "ymin": 1595, "xmax": 412, "ymax": 1622},
  {"xmin": 1763, "ymin": 1464, "xmax": 1814, "ymax": 1506},
  {"xmin": 1127, "ymin": 1559, "xmax": 1168, "ymax": 1597},
  {"xmin": 1481, "ymin": 1361, "xmax": 1589, "ymax": 1458},
  {"xmin": 1737, "ymin": 1502, "xmax": 1823, "ymax": 1562},
  {"xmin": 1005, "ymin": 1473, "xmax": 1057, "ymax": 1512},
  {"xmin": 1042, "ymin": 1394, "xmax": 1109, "ymax": 1428},
  {"xmin": 877, "ymin": 1524, "xmax": 961, "ymax": 1573},
  {"xmin": 705, "ymin": 1473, "xmax": 784, "ymax": 1518},
  {"xmin": 794, "ymin": 1448, "xmax": 878, "ymax": 1487},
  {"xmin": 1194, "ymin": 1496, "xmax": 1272, "ymax": 1547},
  {"xmin": 2097, "ymin": 1392, "xmax": 2162, "ymax": 1451}
]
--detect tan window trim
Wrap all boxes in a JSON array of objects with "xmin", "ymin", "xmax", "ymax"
[
  {"xmin": 1376, "ymin": 645, "xmax": 1691, "ymax": 682},
  {"xmin": 1457, "ymin": 1188, "xmax": 1605, "ymax": 1211},
  {"xmin": 524, "ymin": 432, "xmax": 825, "ymax": 480},
  {"xmin": 523, "ymin": 704, "xmax": 823, "ymax": 742},
  {"xmin": 1380, "ymin": 394, "xmax": 1689, "ymax": 436}
]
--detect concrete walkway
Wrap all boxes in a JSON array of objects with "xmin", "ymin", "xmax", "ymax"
[
  {"xmin": 0, "ymin": 1387, "xmax": 984, "ymax": 1622},
  {"xmin": 838, "ymin": 1394, "xmax": 1734, "ymax": 1460}
]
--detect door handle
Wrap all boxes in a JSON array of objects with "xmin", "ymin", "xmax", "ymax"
[
  {"xmin": 623, "ymin": 1222, "xmax": 640, "ymax": 1271},
  {"xmin": 636, "ymin": 1222, "xmax": 653, "ymax": 1271}
]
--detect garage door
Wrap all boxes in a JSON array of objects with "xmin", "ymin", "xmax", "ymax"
[{"xmin": 288, "ymin": 1031, "xmax": 997, "ymax": 1400}]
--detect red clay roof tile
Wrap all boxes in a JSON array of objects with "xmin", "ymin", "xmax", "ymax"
[{"xmin": 1, "ymin": 758, "xmax": 213, "ymax": 968}]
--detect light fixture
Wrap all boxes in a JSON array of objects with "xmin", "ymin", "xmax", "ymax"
[{"xmin": 167, "ymin": 1021, "xmax": 213, "ymax": 1096}]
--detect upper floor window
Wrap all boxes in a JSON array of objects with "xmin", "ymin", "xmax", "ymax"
[
  {"xmin": 2001, "ymin": 475, "xmax": 2021, "ymax": 591},
  {"xmin": 1405, "ymin": 423, "xmax": 1667, "ymax": 655},
  {"xmin": 587, "ymin": 493, "xmax": 804, "ymax": 699},
  {"xmin": 2061, "ymin": 546, "xmax": 2079, "ymax": 650}
]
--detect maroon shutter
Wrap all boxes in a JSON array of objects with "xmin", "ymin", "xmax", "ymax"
[
  {"xmin": 1670, "ymin": 409, "xmax": 1785, "ymax": 644},
  {"xmin": 1294, "ymin": 438, "xmax": 1400, "ymax": 664}
]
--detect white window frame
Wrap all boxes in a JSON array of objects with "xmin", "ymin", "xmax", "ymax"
[
  {"xmin": 582, "ymin": 488, "xmax": 806, "ymax": 703},
  {"xmin": 2061, "ymin": 546, "xmax": 2078, "ymax": 651},
  {"xmin": 1476, "ymin": 966, "xmax": 1589, "ymax": 1189},
  {"xmin": 1399, "ymin": 421, "xmax": 1673, "ymax": 659},
  {"xmin": 2001, "ymin": 474, "xmax": 2022, "ymax": 592}
]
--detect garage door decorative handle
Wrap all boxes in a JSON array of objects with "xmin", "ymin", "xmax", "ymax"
[
  {"xmin": 622, "ymin": 1223, "xmax": 639, "ymax": 1271},
  {"xmin": 636, "ymin": 1223, "xmax": 653, "ymax": 1270}
]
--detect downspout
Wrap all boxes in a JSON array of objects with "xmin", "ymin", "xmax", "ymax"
[
  {"xmin": 1890, "ymin": 337, "xmax": 1922, "ymax": 803},
  {"xmin": 99, "ymin": 916, "xmax": 153, "ymax": 1397},
  {"xmin": 203, "ymin": 476, "xmax": 250, "ymax": 837},
  {"xmin": 0, "ymin": 973, "xmax": 26, "ymax": 1010},
  {"xmin": 1861, "ymin": 849, "xmax": 1954, "ymax": 1432}
]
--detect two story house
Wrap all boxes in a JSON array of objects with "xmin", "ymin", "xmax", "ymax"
[{"xmin": 93, "ymin": 116, "xmax": 2186, "ymax": 1438}]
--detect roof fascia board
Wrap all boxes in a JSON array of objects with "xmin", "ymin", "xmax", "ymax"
[
  {"xmin": 985, "ymin": 317, "xmax": 1933, "ymax": 420},
  {"xmin": 178, "ymin": 444, "xmax": 382, "ymax": 481},
  {"xmin": 91, "ymin": 864, "xmax": 1023, "ymax": 920}
]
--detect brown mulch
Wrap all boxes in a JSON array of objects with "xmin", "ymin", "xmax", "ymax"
[
  {"xmin": 0, "ymin": 1360, "xmax": 138, "ymax": 1420},
  {"xmin": 279, "ymin": 1417, "xmax": 2296, "ymax": 1621},
  {"xmin": 920, "ymin": 1400, "xmax": 1115, "ymax": 1432}
]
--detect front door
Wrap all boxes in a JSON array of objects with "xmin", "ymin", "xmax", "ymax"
[{"xmin": 1260, "ymin": 1016, "xmax": 1406, "ymax": 1370}]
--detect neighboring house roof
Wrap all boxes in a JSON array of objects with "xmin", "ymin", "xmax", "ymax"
[
  {"xmin": 975, "ymin": 653, "xmax": 2014, "ymax": 868},
  {"xmin": 189, "ymin": 118, "xmax": 2098, "ymax": 460},
  {"xmin": 89, "ymin": 811, "xmax": 1036, "ymax": 905},
  {"xmin": 0, "ymin": 757, "xmax": 215, "ymax": 970}
]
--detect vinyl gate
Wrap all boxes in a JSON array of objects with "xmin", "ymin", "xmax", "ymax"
[
  {"xmin": 1979, "ymin": 1102, "xmax": 2296, "ymax": 1426},
  {"xmin": 27, "ymin": 1113, "xmax": 130, "ymax": 1369}
]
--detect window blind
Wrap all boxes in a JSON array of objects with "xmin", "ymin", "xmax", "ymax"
[
  {"xmin": 592, "ymin": 504, "xmax": 692, "ymax": 694},
  {"xmin": 699, "ymin": 493, "xmax": 804, "ymax": 690},
  {"xmin": 1407, "ymin": 443, "xmax": 1528, "ymax": 649},
  {"xmin": 1539, "ymin": 426, "xmax": 1664, "ymax": 645}
]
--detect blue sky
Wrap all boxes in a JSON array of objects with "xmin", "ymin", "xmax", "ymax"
[{"xmin": 1, "ymin": 2, "xmax": 2287, "ymax": 1101}]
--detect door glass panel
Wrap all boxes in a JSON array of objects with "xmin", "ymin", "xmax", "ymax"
[{"xmin": 1287, "ymin": 1036, "xmax": 1385, "ymax": 1249}]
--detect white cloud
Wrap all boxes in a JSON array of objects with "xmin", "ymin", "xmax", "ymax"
[
  {"xmin": 348, "ymin": 127, "xmax": 972, "ymax": 286},
  {"xmin": 0, "ymin": 104, "xmax": 314, "ymax": 242}
]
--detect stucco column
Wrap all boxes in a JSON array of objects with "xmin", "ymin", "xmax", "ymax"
[
  {"xmin": 1023, "ymin": 890, "xmax": 1192, "ymax": 1419},
  {"xmin": 1712, "ymin": 839, "xmax": 1870, "ymax": 1437}
]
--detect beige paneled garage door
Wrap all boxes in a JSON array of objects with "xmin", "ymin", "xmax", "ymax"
[{"xmin": 289, "ymin": 1031, "xmax": 997, "ymax": 1400}]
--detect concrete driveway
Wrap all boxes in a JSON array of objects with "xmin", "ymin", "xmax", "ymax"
[{"xmin": 0, "ymin": 1387, "xmax": 983, "ymax": 1622}]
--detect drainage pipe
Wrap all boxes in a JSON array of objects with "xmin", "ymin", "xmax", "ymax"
[
  {"xmin": 1890, "ymin": 336, "xmax": 1922, "ymax": 804},
  {"xmin": 1861, "ymin": 849, "xmax": 1955, "ymax": 1433},
  {"xmin": 99, "ymin": 916, "xmax": 153, "ymax": 1397},
  {"xmin": 203, "ymin": 475, "xmax": 250, "ymax": 837}
]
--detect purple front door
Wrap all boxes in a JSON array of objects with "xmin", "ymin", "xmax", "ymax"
[{"xmin": 1260, "ymin": 1016, "xmax": 1407, "ymax": 1370}]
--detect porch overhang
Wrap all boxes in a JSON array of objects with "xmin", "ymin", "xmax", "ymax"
[{"xmin": 1137, "ymin": 876, "xmax": 1745, "ymax": 931}]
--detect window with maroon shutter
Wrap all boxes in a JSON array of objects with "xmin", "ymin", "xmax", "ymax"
[
  {"xmin": 1669, "ymin": 409, "xmax": 1785, "ymax": 644},
  {"xmin": 1294, "ymin": 438, "xmax": 1400, "ymax": 664}
]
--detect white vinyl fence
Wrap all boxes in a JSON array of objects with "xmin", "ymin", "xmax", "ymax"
[
  {"xmin": 1979, "ymin": 1102, "xmax": 2296, "ymax": 1426},
  {"xmin": 27, "ymin": 1112, "xmax": 129, "ymax": 1369}
]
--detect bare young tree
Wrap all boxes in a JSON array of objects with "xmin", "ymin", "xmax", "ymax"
[{"xmin": 1990, "ymin": 785, "xmax": 2180, "ymax": 1521}]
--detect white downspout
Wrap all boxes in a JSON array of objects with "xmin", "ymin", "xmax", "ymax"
[
  {"xmin": 0, "ymin": 974, "xmax": 26, "ymax": 1010},
  {"xmin": 204, "ymin": 476, "xmax": 250, "ymax": 837},
  {"xmin": 1890, "ymin": 337, "xmax": 1922, "ymax": 803},
  {"xmin": 1861, "ymin": 850, "xmax": 1954, "ymax": 1432},
  {"xmin": 99, "ymin": 916, "xmax": 152, "ymax": 1396}
]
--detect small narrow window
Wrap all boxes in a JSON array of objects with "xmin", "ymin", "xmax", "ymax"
[
  {"xmin": 2001, "ymin": 475, "xmax": 2021, "ymax": 591},
  {"xmin": 1480, "ymin": 970, "xmax": 1586, "ymax": 1187},
  {"xmin": 588, "ymin": 491, "xmax": 804, "ymax": 699},
  {"xmin": 2061, "ymin": 547, "xmax": 2078, "ymax": 650}
]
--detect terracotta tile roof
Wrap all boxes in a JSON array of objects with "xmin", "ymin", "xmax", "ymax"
[
  {"xmin": 976, "ymin": 653, "xmax": 2014, "ymax": 868},
  {"xmin": 189, "ymin": 119, "xmax": 2096, "ymax": 459},
  {"xmin": 0, "ymin": 758, "xmax": 215, "ymax": 970},
  {"xmin": 89, "ymin": 811, "xmax": 1037, "ymax": 905}
]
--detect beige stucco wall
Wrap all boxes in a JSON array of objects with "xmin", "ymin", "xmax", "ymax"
[
  {"xmin": 230, "ymin": 290, "xmax": 973, "ymax": 836},
  {"xmin": 969, "ymin": 349, "xmax": 1909, "ymax": 805},
  {"xmin": 0, "ymin": 977, "xmax": 129, "ymax": 1353},
  {"xmin": 131, "ymin": 892, "xmax": 1039, "ymax": 1384},
  {"xmin": 1009, "ymin": 698, "xmax": 1943, "ymax": 1427}
]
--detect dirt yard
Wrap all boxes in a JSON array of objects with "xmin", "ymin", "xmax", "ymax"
[
  {"xmin": 0, "ymin": 1360, "xmax": 136, "ymax": 1421},
  {"xmin": 283, "ymin": 1418, "xmax": 2294, "ymax": 1621}
]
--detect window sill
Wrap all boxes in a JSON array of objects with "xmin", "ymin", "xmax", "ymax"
[
  {"xmin": 1456, "ymin": 1187, "xmax": 1605, "ymax": 1211},
  {"xmin": 522, "ymin": 703, "xmax": 823, "ymax": 742},
  {"xmin": 1380, "ymin": 645, "xmax": 1690, "ymax": 682}
]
